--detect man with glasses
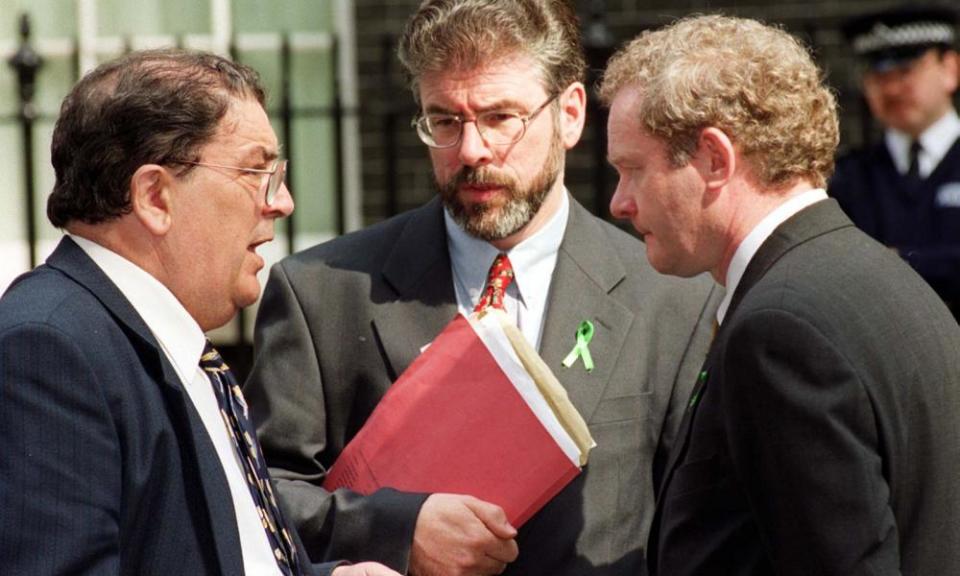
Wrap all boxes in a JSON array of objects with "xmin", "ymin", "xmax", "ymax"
[
  {"xmin": 831, "ymin": 4, "xmax": 960, "ymax": 318},
  {"xmin": 245, "ymin": 1, "xmax": 718, "ymax": 575},
  {"xmin": 0, "ymin": 49, "xmax": 398, "ymax": 576}
]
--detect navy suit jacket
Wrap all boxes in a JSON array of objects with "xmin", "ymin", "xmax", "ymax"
[{"xmin": 0, "ymin": 237, "xmax": 326, "ymax": 576}]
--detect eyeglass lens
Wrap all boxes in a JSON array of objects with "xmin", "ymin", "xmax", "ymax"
[
  {"xmin": 266, "ymin": 160, "xmax": 287, "ymax": 205},
  {"xmin": 422, "ymin": 114, "xmax": 525, "ymax": 147}
]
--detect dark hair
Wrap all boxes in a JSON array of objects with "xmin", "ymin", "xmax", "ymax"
[
  {"xmin": 47, "ymin": 48, "xmax": 266, "ymax": 227},
  {"xmin": 397, "ymin": 0, "xmax": 585, "ymax": 101}
]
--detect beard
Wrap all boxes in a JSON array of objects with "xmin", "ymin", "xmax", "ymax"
[{"xmin": 436, "ymin": 130, "xmax": 564, "ymax": 241}]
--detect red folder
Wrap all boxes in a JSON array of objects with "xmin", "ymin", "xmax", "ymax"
[{"xmin": 323, "ymin": 312, "xmax": 591, "ymax": 526}]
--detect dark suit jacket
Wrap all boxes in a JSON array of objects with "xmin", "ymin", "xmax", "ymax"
[
  {"xmin": 246, "ymin": 195, "xmax": 721, "ymax": 575},
  {"xmin": 649, "ymin": 200, "xmax": 960, "ymax": 576},
  {"xmin": 0, "ymin": 237, "xmax": 326, "ymax": 576}
]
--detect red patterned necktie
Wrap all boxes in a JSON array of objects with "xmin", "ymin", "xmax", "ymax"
[
  {"xmin": 200, "ymin": 341, "xmax": 302, "ymax": 576},
  {"xmin": 475, "ymin": 253, "xmax": 515, "ymax": 312}
]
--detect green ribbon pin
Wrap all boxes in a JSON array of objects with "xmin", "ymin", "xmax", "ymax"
[
  {"xmin": 562, "ymin": 320, "xmax": 595, "ymax": 372},
  {"xmin": 688, "ymin": 370, "xmax": 708, "ymax": 407}
]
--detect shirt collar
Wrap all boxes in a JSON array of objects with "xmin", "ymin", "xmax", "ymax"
[
  {"xmin": 69, "ymin": 234, "xmax": 206, "ymax": 384},
  {"xmin": 886, "ymin": 108, "xmax": 960, "ymax": 177},
  {"xmin": 444, "ymin": 190, "xmax": 569, "ymax": 304},
  {"xmin": 717, "ymin": 189, "xmax": 828, "ymax": 325}
]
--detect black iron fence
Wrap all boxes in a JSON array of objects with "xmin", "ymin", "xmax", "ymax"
[
  {"xmin": 2, "ymin": 14, "xmax": 354, "ymax": 376},
  {"xmin": 3, "ymin": 14, "xmax": 351, "ymax": 270},
  {"xmin": 4, "ymin": 5, "xmax": 945, "ymax": 377}
]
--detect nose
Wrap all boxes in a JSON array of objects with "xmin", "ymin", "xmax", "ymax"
[
  {"xmin": 872, "ymin": 69, "xmax": 909, "ymax": 98},
  {"xmin": 265, "ymin": 182, "xmax": 295, "ymax": 218},
  {"xmin": 456, "ymin": 121, "xmax": 494, "ymax": 167},
  {"xmin": 609, "ymin": 180, "xmax": 636, "ymax": 220}
]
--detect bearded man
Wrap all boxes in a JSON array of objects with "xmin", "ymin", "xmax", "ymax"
[{"xmin": 244, "ymin": 2, "xmax": 718, "ymax": 575}]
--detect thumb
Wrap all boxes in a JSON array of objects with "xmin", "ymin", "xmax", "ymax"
[{"xmin": 466, "ymin": 498, "xmax": 517, "ymax": 539}]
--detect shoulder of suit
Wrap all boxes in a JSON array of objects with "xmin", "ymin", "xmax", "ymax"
[
  {"xmin": 567, "ymin": 205, "xmax": 718, "ymax": 302},
  {"xmin": 280, "ymin": 203, "xmax": 433, "ymax": 271},
  {"xmin": 0, "ymin": 265, "xmax": 121, "ymax": 345}
]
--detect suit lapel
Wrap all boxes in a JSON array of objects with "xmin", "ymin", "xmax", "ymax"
[
  {"xmin": 375, "ymin": 199, "xmax": 459, "ymax": 379},
  {"xmin": 371, "ymin": 195, "xmax": 637, "ymax": 416},
  {"xmin": 47, "ymin": 236, "xmax": 245, "ymax": 576},
  {"xmin": 539, "ymin": 199, "xmax": 635, "ymax": 420},
  {"xmin": 175, "ymin": 379, "xmax": 246, "ymax": 576},
  {"xmin": 725, "ymin": 199, "xmax": 854, "ymax": 321},
  {"xmin": 659, "ymin": 200, "xmax": 854, "ymax": 481},
  {"xmin": 654, "ymin": 349, "xmax": 714, "ymax": 507},
  {"xmin": 648, "ymin": 346, "xmax": 714, "ymax": 573},
  {"xmin": 47, "ymin": 237, "xmax": 168, "ymax": 374},
  {"xmin": 651, "ymin": 200, "xmax": 856, "ymax": 560}
]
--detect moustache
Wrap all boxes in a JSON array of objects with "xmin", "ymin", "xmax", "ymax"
[{"xmin": 453, "ymin": 166, "xmax": 516, "ymax": 188}]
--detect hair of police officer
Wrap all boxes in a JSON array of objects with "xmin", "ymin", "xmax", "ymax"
[
  {"xmin": 599, "ymin": 15, "xmax": 839, "ymax": 189},
  {"xmin": 397, "ymin": 0, "xmax": 586, "ymax": 101},
  {"xmin": 47, "ymin": 48, "xmax": 266, "ymax": 227}
]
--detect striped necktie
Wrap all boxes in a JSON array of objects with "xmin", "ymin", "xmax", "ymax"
[
  {"xmin": 475, "ymin": 253, "xmax": 515, "ymax": 312},
  {"xmin": 200, "ymin": 341, "xmax": 301, "ymax": 576}
]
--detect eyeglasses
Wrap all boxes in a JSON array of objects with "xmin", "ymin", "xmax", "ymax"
[
  {"xmin": 412, "ymin": 94, "xmax": 558, "ymax": 149},
  {"xmin": 180, "ymin": 158, "xmax": 288, "ymax": 206}
]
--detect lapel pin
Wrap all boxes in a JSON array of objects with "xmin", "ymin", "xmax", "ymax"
[
  {"xmin": 688, "ymin": 370, "xmax": 709, "ymax": 408},
  {"xmin": 562, "ymin": 320, "xmax": 595, "ymax": 373}
]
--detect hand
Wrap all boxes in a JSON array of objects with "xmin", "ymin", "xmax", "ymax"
[
  {"xmin": 409, "ymin": 494, "xmax": 519, "ymax": 576},
  {"xmin": 332, "ymin": 562, "xmax": 403, "ymax": 576}
]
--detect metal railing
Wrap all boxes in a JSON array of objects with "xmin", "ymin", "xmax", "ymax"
[{"xmin": 2, "ymin": 15, "xmax": 355, "ymax": 375}]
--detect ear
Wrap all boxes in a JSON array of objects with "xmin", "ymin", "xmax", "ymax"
[
  {"xmin": 558, "ymin": 82, "xmax": 587, "ymax": 149},
  {"xmin": 942, "ymin": 50, "xmax": 959, "ymax": 94},
  {"xmin": 693, "ymin": 127, "xmax": 736, "ymax": 192},
  {"xmin": 129, "ymin": 164, "xmax": 175, "ymax": 236}
]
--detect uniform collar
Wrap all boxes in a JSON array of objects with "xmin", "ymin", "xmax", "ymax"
[{"xmin": 886, "ymin": 108, "xmax": 960, "ymax": 177}]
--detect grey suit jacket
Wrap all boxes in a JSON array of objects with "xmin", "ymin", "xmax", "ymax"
[
  {"xmin": 246, "ymin": 195, "xmax": 720, "ymax": 575},
  {"xmin": 650, "ymin": 200, "xmax": 960, "ymax": 576}
]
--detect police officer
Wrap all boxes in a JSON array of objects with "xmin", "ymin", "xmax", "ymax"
[{"xmin": 832, "ymin": 4, "xmax": 960, "ymax": 318}]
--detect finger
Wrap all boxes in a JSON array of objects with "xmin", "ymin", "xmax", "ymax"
[
  {"xmin": 465, "ymin": 499, "xmax": 517, "ymax": 539},
  {"xmin": 484, "ymin": 535, "xmax": 519, "ymax": 564},
  {"xmin": 471, "ymin": 554, "xmax": 509, "ymax": 575}
]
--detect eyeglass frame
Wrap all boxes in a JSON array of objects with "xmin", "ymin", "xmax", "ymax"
[
  {"xmin": 177, "ymin": 158, "xmax": 288, "ymax": 206},
  {"xmin": 411, "ymin": 93, "xmax": 560, "ymax": 149}
]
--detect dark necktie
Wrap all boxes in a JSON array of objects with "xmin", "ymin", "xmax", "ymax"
[
  {"xmin": 200, "ymin": 341, "xmax": 301, "ymax": 576},
  {"xmin": 907, "ymin": 140, "xmax": 922, "ymax": 180},
  {"xmin": 475, "ymin": 253, "xmax": 515, "ymax": 312}
]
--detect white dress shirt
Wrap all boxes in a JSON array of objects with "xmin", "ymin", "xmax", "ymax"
[
  {"xmin": 445, "ymin": 191, "xmax": 570, "ymax": 350},
  {"xmin": 886, "ymin": 108, "xmax": 960, "ymax": 178},
  {"xmin": 716, "ymin": 189, "xmax": 829, "ymax": 325},
  {"xmin": 70, "ymin": 234, "xmax": 283, "ymax": 576}
]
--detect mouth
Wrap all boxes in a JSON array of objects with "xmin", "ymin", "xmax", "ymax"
[
  {"xmin": 249, "ymin": 237, "xmax": 272, "ymax": 250},
  {"xmin": 459, "ymin": 183, "xmax": 505, "ymax": 201},
  {"xmin": 247, "ymin": 238, "xmax": 272, "ymax": 265}
]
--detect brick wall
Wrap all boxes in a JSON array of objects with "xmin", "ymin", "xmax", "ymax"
[{"xmin": 353, "ymin": 0, "xmax": 914, "ymax": 224}]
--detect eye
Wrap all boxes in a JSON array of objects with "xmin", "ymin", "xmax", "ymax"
[
  {"xmin": 428, "ymin": 115, "xmax": 459, "ymax": 129},
  {"xmin": 482, "ymin": 112, "xmax": 517, "ymax": 125}
]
